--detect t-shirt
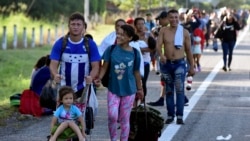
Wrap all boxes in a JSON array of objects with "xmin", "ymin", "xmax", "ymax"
[
  {"xmin": 193, "ymin": 36, "xmax": 201, "ymax": 48},
  {"xmin": 102, "ymin": 45, "xmax": 141, "ymax": 96},
  {"xmin": 30, "ymin": 66, "xmax": 51, "ymax": 95},
  {"xmin": 138, "ymin": 40, "xmax": 151, "ymax": 63},
  {"xmin": 145, "ymin": 21, "xmax": 156, "ymax": 31},
  {"xmin": 98, "ymin": 31, "xmax": 144, "ymax": 77},
  {"xmin": 50, "ymin": 37, "xmax": 101, "ymax": 92},
  {"xmin": 54, "ymin": 105, "xmax": 82, "ymax": 123}
]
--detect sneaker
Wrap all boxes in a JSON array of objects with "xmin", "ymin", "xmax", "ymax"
[
  {"xmin": 176, "ymin": 119, "xmax": 184, "ymax": 125},
  {"xmin": 222, "ymin": 66, "xmax": 227, "ymax": 72},
  {"xmin": 165, "ymin": 117, "xmax": 174, "ymax": 124},
  {"xmin": 155, "ymin": 71, "xmax": 160, "ymax": 75},
  {"xmin": 228, "ymin": 68, "xmax": 232, "ymax": 71},
  {"xmin": 197, "ymin": 66, "xmax": 201, "ymax": 72},
  {"xmin": 147, "ymin": 97, "xmax": 164, "ymax": 106},
  {"xmin": 184, "ymin": 102, "xmax": 189, "ymax": 106}
]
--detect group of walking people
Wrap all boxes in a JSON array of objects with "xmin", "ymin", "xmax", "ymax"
[{"xmin": 44, "ymin": 6, "xmax": 245, "ymax": 141}]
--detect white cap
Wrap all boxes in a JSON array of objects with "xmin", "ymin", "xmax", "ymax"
[{"xmin": 178, "ymin": 8, "xmax": 187, "ymax": 14}]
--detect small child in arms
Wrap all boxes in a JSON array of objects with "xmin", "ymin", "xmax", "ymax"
[{"xmin": 49, "ymin": 86, "xmax": 86, "ymax": 141}]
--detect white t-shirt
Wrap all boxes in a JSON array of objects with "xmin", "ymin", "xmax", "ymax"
[{"xmin": 137, "ymin": 40, "xmax": 151, "ymax": 63}]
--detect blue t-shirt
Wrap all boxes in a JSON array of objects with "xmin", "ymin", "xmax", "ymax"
[
  {"xmin": 50, "ymin": 37, "xmax": 101, "ymax": 92},
  {"xmin": 30, "ymin": 66, "xmax": 51, "ymax": 95},
  {"xmin": 54, "ymin": 105, "xmax": 82, "ymax": 123},
  {"xmin": 145, "ymin": 21, "xmax": 156, "ymax": 31},
  {"xmin": 102, "ymin": 45, "xmax": 141, "ymax": 96}
]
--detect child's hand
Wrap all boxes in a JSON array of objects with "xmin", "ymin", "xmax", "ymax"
[
  {"xmin": 82, "ymin": 130, "xmax": 86, "ymax": 138},
  {"xmin": 93, "ymin": 78, "xmax": 101, "ymax": 87},
  {"xmin": 85, "ymin": 75, "xmax": 93, "ymax": 84}
]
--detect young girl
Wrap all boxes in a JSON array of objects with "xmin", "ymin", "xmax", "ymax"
[
  {"xmin": 49, "ymin": 86, "xmax": 86, "ymax": 141},
  {"xmin": 192, "ymin": 28, "xmax": 204, "ymax": 72},
  {"xmin": 95, "ymin": 24, "xmax": 143, "ymax": 141}
]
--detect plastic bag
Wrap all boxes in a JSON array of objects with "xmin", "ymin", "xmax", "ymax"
[{"xmin": 40, "ymin": 80, "xmax": 57, "ymax": 110}]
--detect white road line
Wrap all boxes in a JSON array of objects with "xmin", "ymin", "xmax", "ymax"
[{"xmin": 159, "ymin": 26, "xmax": 248, "ymax": 141}]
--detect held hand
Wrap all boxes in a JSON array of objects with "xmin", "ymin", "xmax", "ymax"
[
  {"xmin": 85, "ymin": 76, "xmax": 93, "ymax": 84},
  {"xmin": 136, "ymin": 89, "xmax": 144, "ymax": 100},
  {"xmin": 188, "ymin": 67, "xmax": 195, "ymax": 77},
  {"xmin": 93, "ymin": 78, "xmax": 101, "ymax": 87},
  {"xmin": 53, "ymin": 74, "xmax": 62, "ymax": 83},
  {"xmin": 223, "ymin": 16, "xmax": 227, "ymax": 22}
]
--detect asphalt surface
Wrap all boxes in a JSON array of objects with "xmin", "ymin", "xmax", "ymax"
[{"xmin": 0, "ymin": 27, "xmax": 250, "ymax": 141}]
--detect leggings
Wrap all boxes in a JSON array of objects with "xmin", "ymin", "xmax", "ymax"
[
  {"xmin": 107, "ymin": 91, "xmax": 135, "ymax": 141},
  {"xmin": 142, "ymin": 63, "xmax": 150, "ymax": 97}
]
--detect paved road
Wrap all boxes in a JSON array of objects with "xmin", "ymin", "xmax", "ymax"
[{"xmin": 1, "ymin": 28, "xmax": 250, "ymax": 141}]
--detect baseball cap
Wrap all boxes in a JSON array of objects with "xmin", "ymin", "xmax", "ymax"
[
  {"xmin": 126, "ymin": 18, "xmax": 134, "ymax": 24},
  {"xmin": 155, "ymin": 11, "xmax": 168, "ymax": 20},
  {"xmin": 178, "ymin": 8, "xmax": 187, "ymax": 14}
]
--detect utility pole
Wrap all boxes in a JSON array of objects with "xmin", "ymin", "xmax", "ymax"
[
  {"xmin": 165, "ymin": 0, "xmax": 168, "ymax": 9},
  {"xmin": 186, "ymin": 0, "xmax": 189, "ymax": 8},
  {"xmin": 84, "ymin": 0, "xmax": 89, "ymax": 23},
  {"xmin": 148, "ymin": 0, "xmax": 152, "ymax": 11},
  {"xmin": 134, "ymin": 0, "xmax": 139, "ymax": 18}
]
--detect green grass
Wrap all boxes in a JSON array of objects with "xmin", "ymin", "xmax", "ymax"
[
  {"xmin": 0, "ymin": 46, "xmax": 51, "ymax": 121},
  {"xmin": 0, "ymin": 14, "xmax": 114, "ymax": 120}
]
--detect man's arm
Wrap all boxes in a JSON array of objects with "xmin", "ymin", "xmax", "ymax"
[
  {"xmin": 89, "ymin": 61, "xmax": 100, "ymax": 79},
  {"xmin": 49, "ymin": 60, "xmax": 60, "ymax": 81},
  {"xmin": 156, "ymin": 27, "xmax": 166, "ymax": 63},
  {"xmin": 184, "ymin": 29, "xmax": 195, "ymax": 76}
]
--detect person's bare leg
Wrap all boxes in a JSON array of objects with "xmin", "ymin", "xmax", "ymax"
[
  {"xmin": 49, "ymin": 122, "xmax": 69, "ymax": 141},
  {"xmin": 197, "ymin": 54, "xmax": 201, "ymax": 72},
  {"xmin": 68, "ymin": 121, "xmax": 85, "ymax": 141},
  {"xmin": 193, "ymin": 55, "xmax": 196, "ymax": 71}
]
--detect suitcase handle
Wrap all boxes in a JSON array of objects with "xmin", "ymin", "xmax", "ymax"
[{"xmin": 134, "ymin": 99, "xmax": 148, "ymax": 129}]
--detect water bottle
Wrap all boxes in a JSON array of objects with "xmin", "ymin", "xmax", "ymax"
[{"xmin": 186, "ymin": 76, "xmax": 193, "ymax": 91}]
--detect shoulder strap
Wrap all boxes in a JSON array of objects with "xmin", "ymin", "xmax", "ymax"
[
  {"xmin": 83, "ymin": 37, "xmax": 91, "ymax": 72},
  {"xmin": 84, "ymin": 36, "xmax": 90, "ymax": 55},
  {"xmin": 132, "ymin": 48, "xmax": 137, "ymax": 67},
  {"xmin": 110, "ymin": 44, "xmax": 116, "ymax": 52},
  {"xmin": 60, "ymin": 32, "xmax": 70, "ymax": 62},
  {"xmin": 108, "ymin": 45, "xmax": 116, "ymax": 62}
]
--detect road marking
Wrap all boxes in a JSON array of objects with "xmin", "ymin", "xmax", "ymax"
[
  {"xmin": 216, "ymin": 134, "xmax": 232, "ymax": 140},
  {"xmin": 158, "ymin": 26, "xmax": 248, "ymax": 141}
]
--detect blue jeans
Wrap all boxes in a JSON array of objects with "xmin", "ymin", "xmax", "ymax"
[
  {"xmin": 160, "ymin": 59, "xmax": 187, "ymax": 118},
  {"xmin": 221, "ymin": 41, "xmax": 236, "ymax": 68}
]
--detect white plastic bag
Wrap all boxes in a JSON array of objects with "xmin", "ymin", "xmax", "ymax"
[{"xmin": 88, "ymin": 84, "xmax": 98, "ymax": 118}]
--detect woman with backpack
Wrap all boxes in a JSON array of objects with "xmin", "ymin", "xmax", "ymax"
[{"xmin": 95, "ymin": 24, "xmax": 143, "ymax": 141}]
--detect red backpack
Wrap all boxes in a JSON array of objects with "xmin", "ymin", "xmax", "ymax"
[{"xmin": 19, "ymin": 89, "xmax": 44, "ymax": 117}]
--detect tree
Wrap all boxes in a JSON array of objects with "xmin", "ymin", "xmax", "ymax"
[
  {"xmin": 0, "ymin": 0, "xmax": 24, "ymax": 16},
  {"xmin": 217, "ymin": 0, "xmax": 244, "ymax": 9},
  {"xmin": 97, "ymin": 0, "xmax": 106, "ymax": 14}
]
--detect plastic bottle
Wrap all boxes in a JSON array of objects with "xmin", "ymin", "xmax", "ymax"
[{"xmin": 186, "ymin": 76, "xmax": 193, "ymax": 91}]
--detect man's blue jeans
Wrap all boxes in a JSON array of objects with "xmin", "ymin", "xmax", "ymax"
[{"xmin": 160, "ymin": 59, "xmax": 186, "ymax": 118}]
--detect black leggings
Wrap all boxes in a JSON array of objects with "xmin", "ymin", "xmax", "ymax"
[{"xmin": 142, "ymin": 63, "xmax": 150, "ymax": 97}]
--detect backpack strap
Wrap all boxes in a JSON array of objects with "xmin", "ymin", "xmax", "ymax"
[
  {"xmin": 107, "ymin": 45, "xmax": 116, "ymax": 63},
  {"xmin": 83, "ymin": 36, "xmax": 91, "ymax": 72},
  {"xmin": 60, "ymin": 32, "xmax": 70, "ymax": 62},
  {"xmin": 132, "ymin": 48, "xmax": 138, "ymax": 70},
  {"xmin": 84, "ymin": 36, "xmax": 90, "ymax": 54}
]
